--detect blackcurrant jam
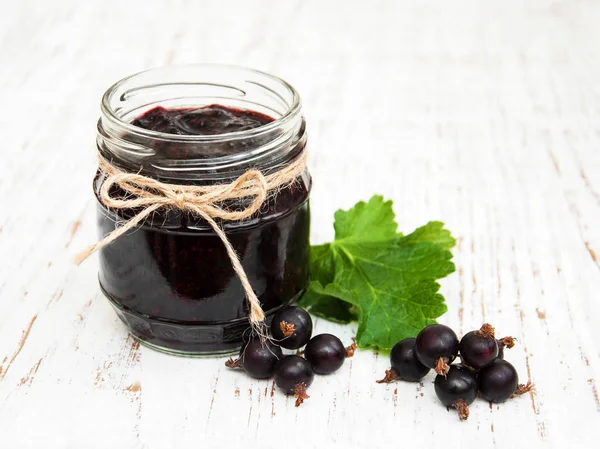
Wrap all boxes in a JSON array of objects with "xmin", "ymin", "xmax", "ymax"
[{"xmin": 95, "ymin": 65, "xmax": 310, "ymax": 356}]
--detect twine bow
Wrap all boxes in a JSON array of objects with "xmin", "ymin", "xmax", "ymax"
[{"xmin": 76, "ymin": 152, "xmax": 308, "ymax": 328}]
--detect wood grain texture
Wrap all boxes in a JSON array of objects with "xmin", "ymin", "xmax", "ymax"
[{"xmin": 1, "ymin": 0, "xmax": 599, "ymax": 447}]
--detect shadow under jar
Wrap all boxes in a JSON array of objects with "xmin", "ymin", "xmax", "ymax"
[{"xmin": 95, "ymin": 65, "xmax": 311, "ymax": 356}]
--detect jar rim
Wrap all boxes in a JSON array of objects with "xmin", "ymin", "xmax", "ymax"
[
  {"xmin": 100, "ymin": 63, "xmax": 302, "ymax": 143},
  {"xmin": 97, "ymin": 63, "xmax": 306, "ymax": 179}
]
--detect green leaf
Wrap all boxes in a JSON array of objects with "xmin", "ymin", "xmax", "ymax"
[
  {"xmin": 300, "ymin": 242, "xmax": 351, "ymax": 322},
  {"xmin": 327, "ymin": 238, "xmax": 454, "ymax": 349},
  {"xmin": 309, "ymin": 243, "xmax": 335, "ymax": 286},
  {"xmin": 301, "ymin": 196, "xmax": 456, "ymax": 351},
  {"xmin": 401, "ymin": 221, "xmax": 456, "ymax": 249},
  {"xmin": 333, "ymin": 195, "xmax": 398, "ymax": 241},
  {"xmin": 298, "ymin": 283, "xmax": 358, "ymax": 323},
  {"xmin": 302, "ymin": 196, "xmax": 397, "ymax": 326}
]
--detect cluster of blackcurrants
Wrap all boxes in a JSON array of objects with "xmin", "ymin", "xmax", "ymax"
[
  {"xmin": 226, "ymin": 305, "xmax": 356, "ymax": 406},
  {"xmin": 378, "ymin": 323, "xmax": 533, "ymax": 420}
]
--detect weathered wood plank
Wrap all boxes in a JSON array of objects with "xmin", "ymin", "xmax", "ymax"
[{"xmin": 1, "ymin": 0, "xmax": 599, "ymax": 446}]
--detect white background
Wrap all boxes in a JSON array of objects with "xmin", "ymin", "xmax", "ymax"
[{"xmin": 1, "ymin": 0, "xmax": 600, "ymax": 447}]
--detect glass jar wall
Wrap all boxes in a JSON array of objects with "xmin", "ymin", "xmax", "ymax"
[{"xmin": 95, "ymin": 65, "xmax": 310, "ymax": 356}]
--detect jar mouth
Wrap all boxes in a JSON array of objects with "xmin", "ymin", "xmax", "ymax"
[
  {"xmin": 101, "ymin": 63, "xmax": 301, "ymax": 144},
  {"xmin": 98, "ymin": 64, "xmax": 306, "ymax": 179}
]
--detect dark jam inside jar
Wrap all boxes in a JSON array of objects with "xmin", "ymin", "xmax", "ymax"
[
  {"xmin": 97, "ymin": 104, "xmax": 310, "ymax": 355},
  {"xmin": 131, "ymin": 105, "xmax": 275, "ymax": 135}
]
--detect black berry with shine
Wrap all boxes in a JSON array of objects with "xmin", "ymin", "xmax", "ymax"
[
  {"xmin": 390, "ymin": 338, "xmax": 430, "ymax": 382},
  {"xmin": 305, "ymin": 334, "xmax": 346, "ymax": 374},
  {"xmin": 434, "ymin": 364, "xmax": 478, "ymax": 420},
  {"xmin": 434, "ymin": 365, "xmax": 478, "ymax": 407},
  {"xmin": 270, "ymin": 305, "xmax": 313, "ymax": 349},
  {"xmin": 478, "ymin": 359, "xmax": 519, "ymax": 403},
  {"xmin": 415, "ymin": 324, "xmax": 459, "ymax": 368},
  {"xmin": 459, "ymin": 327, "xmax": 499, "ymax": 370},
  {"xmin": 238, "ymin": 339, "xmax": 283, "ymax": 379},
  {"xmin": 274, "ymin": 355, "xmax": 315, "ymax": 394}
]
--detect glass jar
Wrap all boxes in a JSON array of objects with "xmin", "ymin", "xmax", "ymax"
[{"xmin": 95, "ymin": 64, "xmax": 310, "ymax": 356}]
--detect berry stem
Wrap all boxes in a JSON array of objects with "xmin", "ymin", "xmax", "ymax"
[
  {"xmin": 225, "ymin": 357, "xmax": 242, "ymax": 369},
  {"xmin": 435, "ymin": 357, "xmax": 450, "ymax": 377},
  {"xmin": 345, "ymin": 342, "xmax": 357, "ymax": 358},
  {"xmin": 376, "ymin": 368, "xmax": 399, "ymax": 384},
  {"xmin": 452, "ymin": 399, "xmax": 470, "ymax": 421},
  {"xmin": 294, "ymin": 382, "xmax": 310, "ymax": 407}
]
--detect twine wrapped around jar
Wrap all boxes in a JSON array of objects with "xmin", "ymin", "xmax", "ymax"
[{"xmin": 76, "ymin": 152, "xmax": 308, "ymax": 329}]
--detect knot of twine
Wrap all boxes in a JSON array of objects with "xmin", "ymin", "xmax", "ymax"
[{"xmin": 75, "ymin": 152, "xmax": 308, "ymax": 328}]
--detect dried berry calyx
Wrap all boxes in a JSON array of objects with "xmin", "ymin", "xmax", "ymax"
[
  {"xmin": 515, "ymin": 381, "xmax": 535, "ymax": 395},
  {"xmin": 280, "ymin": 321, "xmax": 295, "ymax": 337},
  {"xmin": 477, "ymin": 323, "xmax": 496, "ymax": 339},
  {"xmin": 435, "ymin": 357, "xmax": 451, "ymax": 376},
  {"xmin": 376, "ymin": 369, "xmax": 400, "ymax": 384},
  {"xmin": 499, "ymin": 336, "xmax": 516, "ymax": 349},
  {"xmin": 225, "ymin": 357, "xmax": 242, "ymax": 369},
  {"xmin": 496, "ymin": 336, "xmax": 516, "ymax": 360},
  {"xmin": 453, "ymin": 399, "xmax": 470, "ymax": 421},
  {"xmin": 294, "ymin": 383, "xmax": 310, "ymax": 407}
]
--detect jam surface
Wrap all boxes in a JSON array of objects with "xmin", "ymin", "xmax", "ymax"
[
  {"xmin": 131, "ymin": 105, "xmax": 275, "ymax": 135},
  {"xmin": 97, "ymin": 105, "xmax": 310, "ymax": 354}
]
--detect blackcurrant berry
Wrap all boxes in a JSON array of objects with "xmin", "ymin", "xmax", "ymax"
[
  {"xmin": 478, "ymin": 359, "xmax": 519, "ymax": 403},
  {"xmin": 270, "ymin": 305, "xmax": 313, "ymax": 349},
  {"xmin": 305, "ymin": 334, "xmax": 350, "ymax": 374},
  {"xmin": 415, "ymin": 324, "xmax": 459, "ymax": 375},
  {"xmin": 275, "ymin": 355, "xmax": 314, "ymax": 393},
  {"xmin": 274, "ymin": 355, "xmax": 315, "ymax": 406},
  {"xmin": 459, "ymin": 324, "xmax": 499, "ymax": 370},
  {"xmin": 377, "ymin": 338, "xmax": 430, "ymax": 383},
  {"xmin": 225, "ymin": 338, "xmax": 282, "ymax": 379},
  {"xmin": 434, "ymin": 364, "xmax": 478, "ymax": 420}
]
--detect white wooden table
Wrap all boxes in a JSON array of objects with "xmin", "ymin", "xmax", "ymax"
[{"xmin": 1, "ymin": 0, "xmax": 600, "ymax": 447}]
